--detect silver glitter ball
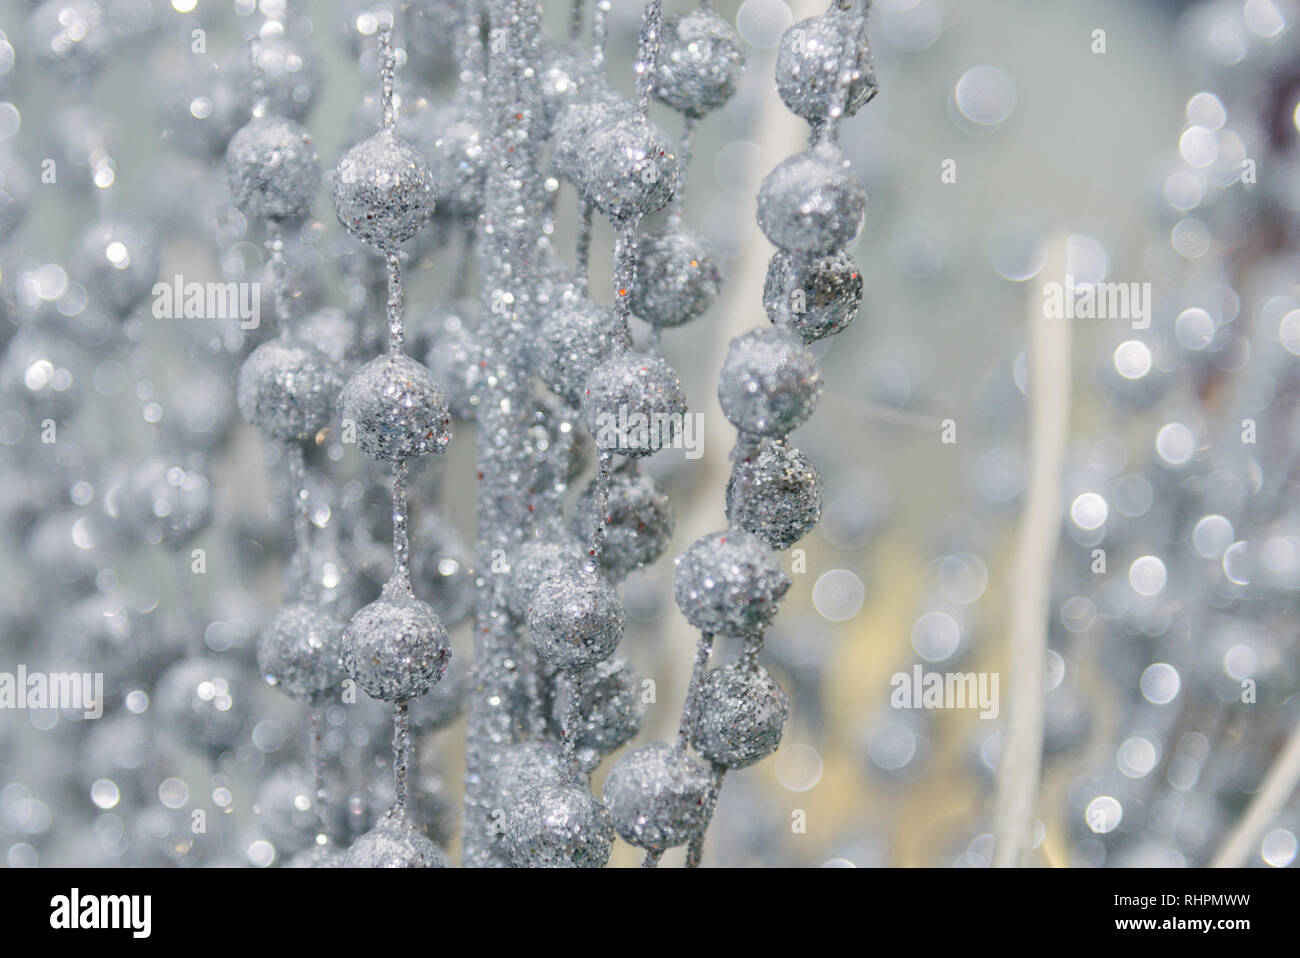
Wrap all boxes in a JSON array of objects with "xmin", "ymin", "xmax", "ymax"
[
  {"xmin": 726, "ymin": 439, "xmax": 823, "ymax": 549},
  {"xmin": 69, "ymin": 217, "xmax": 161, "ymax": 316},
  {"xmin": 776, "ymin": 12, "xmax": 878, "ymax": 122},
  {"xmin": 534, "ymin": 296, "xmax": 623, "ymax": 407},
  {"xmin": 484, "ymin": 741, "xmax": 566, "ymax": 827},
  {"xmin": 603, "ymin": 741, "xmax": 710, "ymax": 851},
  {"xmin": 333, "ymin": 128, "xmax": 436, "ymax": 248},
  {"xmin": 0, "ymin": 327, "xmax": 82, "ymax": 422},
  {"xmin": 155, "ymin": 53, "xmax": 250, "ymax": 159},
  {"xmin": 756, "ymin": 144, "xmax": 865, "ymax": 255},
  {"xmin": 527, "ymin": 569, "xmax": 624, "ymax": 670},
  {"xmin": 338, "ymin": 352, "xmax": 451, "ymax": 462},
  {"xmin": 256, "ymin": 601, "xmax": 345, "ymax": 705},
  {"xmin": 549, "ymin": 656, "xmax": 645, "ymax": 759},
  {"xmin": 551, "ymin": 91, "xmax": 624, "ymax": 183},
  {"xmin": 630, "ymin": 224, "xmax": 723, "ymax": 328},
  {"xmin": 344, "ymin": 809, "xmax": 447, "ymax": 867},
  {"xmin": 505, "ymin": 782, "xmax": 615, "ymax": 868},
  {"xmin": 762, "ymin": 249, "xmax": 862, "ymax": 342},
  {"xmin": 691, "ymin": 663, "xmax": 790, "ymax": 769},
  {"xmin": 539, "ymin": 44, "xmax": 594, "ymax": 135},
  {"xmin": 506, "ymin": 537, "xmax": 586, "ymax": 620},
  {"xmin": 673, "ymin": 529, "xmax": 792, "ymax": 635},
  {"xmin": 237, "ymin": 338, "xmax": 343, "ymax": 440},
  {"xmin": 421, "ymin": 301, "xmax": 485, "ymax": 419},
  {"xmin": 578, "ymin": 115, "xmax": 681, "ymax": 221},
  {"xmin": 581, "ymin": 351, "xmax": 688, "ymax": 458},
  {"xmin": 571, "ymin": 464, "xmax": 674, "ymax": 580},
  {"xmin": 717, "ymin": 327, "xmax": 822, "ymax": 436},
  {"xmin": 251, "ymin": 35, "xmax": 320, "ymax": 120},
  {"xmin": 28, "ymin": 0, "xmax": 113, "ymax": 81},
  {"xmin": 428, "ymin": 104, "xmax": 486, "ymax": 218},
  {"xmin": 226, "ymin": 116, "xmax": 321, "ymax": 222},
  {"xmin": 153, "ymin": 656, "xmax": 252, "ymax": 755},
  {"xmin": 653, "ymin": 10, "xmax": 746, "ymax": 118},
  {"xmin": 103, "ymin": 455, "xmax": 214, "ymax": 548},
  {"xmin": 341, "ymin": 582, "xmax": 450, "ymax": 702}
]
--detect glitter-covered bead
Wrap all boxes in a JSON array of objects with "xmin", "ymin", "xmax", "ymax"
[
  {"xmin": 653, "ymin": 10, "xmax": 746, "ymax": 117},
  {"xmin": 572, "ymin": 465, "xmax": 674, "ymax": 580},
  {"xmin": 0, "ymin": 327, "xmax": 82, "ymax": 421},
  {"xmin": 237, "ymin": 338, "xmax": 343, "ymax": 440},
  {"xmin": 527, "ymin": 569, "xmax": 624, "ymax": 670},
  {"xmin": 756, "ymin": 144, "xmax": 865, "ymax": 256},
  {"xmin": 338, "ymin": 352, "xmax": 451, "ymax": 462},
  {"xmin": 341, "ymin": 582, "xmax": 450, "ymax": 702},
  {"xmin": 251, "ymin": 35, "xmax": 320, "ymax": 120},
  {"xmin": 70, "ymin": 218, "xmax": 161, "ymax": 316},
  {"xmin": 551, "ymin": 656, "xmax": 645, "ymax": 760},
  {"xmin": 581, "ymin": 352, "xmax": 688, "ymax": 458},
  {"xmin": 427, "ymin": 104, "xmax": 486, "ymax": 218},
  {"xmin": 726, "ymin": 439, "xmax": 823, "ymax": 549},
  {"xmin": 421, "ymin": 301, "xmax": 485, "ymax": 420},
  {"xmin": 105, "ymin": 455, "xmax": 214, "ymax": 548},
  {"xmin": 505, "ymin": 782, "xmax": 615, "ymax": 868},
  {"xmin": 506, "ymin": 537, "xmax": 585, "ymax": 620},
  {"xmin": 344, "ymin": 809, "xmax": 447, "ymax": 868},
  {"xmin": 776, "ymin": 12, "xmax": 878, "ymax": 122},
  {"xmin": 551, "ymin": 92, "xmax": 624, "ymax": 183},
  {"xmin": 225, "ymin": 116, "xmax": 321, "ymax": 222},
  {"xmin": 578, "ymin": 115, "xmax": 680, "ymax": 221},
  {"xmin": 28, "ymin": 0, "xmax": 113, "ymax": 81},
  {"xmin": 534, "ymin": 297, "xmax": 623, "ymax": 407},
  {"xmin": 154, "ymin": 656, "xmax": 251, "ymax": 755},
  {"xmin": 762, "ymin": 249, "xmax": 862, "ymax": 343},
  {"xmin": 538, "ymin": 45, "xmax": 593, "ymax": 135},
  {"xmin": 717, "ymin": 328, "xmax": 822, "ymax": 436},
  {"xmin": 256, "ymin": 602, "xmax": 345, "ymax": 705},
  {"xmin": 691, "ymin": 663, "xmax": 790, "ymax": 769},
  {"xmin": 630, "ymin": 225, "xmax": 723, "ymax": 328},
  {"xmin": 333, "ymin": 129, "xmax": 436, "ymax": 248},
  {"xmin": 673, "ymin": 529, "xmax": 792, "ymax": 635},
  {"xmin": 486, "ymin": 741, "xmax": 565, "ymax": 816},
  {"xmin": 603, "ymin": 740, "xmax": 710, "ymax": 851}
]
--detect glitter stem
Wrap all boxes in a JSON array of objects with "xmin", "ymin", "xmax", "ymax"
[
  {"xmin": 378, "ymin": 21, "xmax": 397, "ymax": 130},
  {"xmin": 642, "ymin": 848, "xmax": 664, "ymax": 867},
  {"xmin": 560, "ymin": 668, "xmax": 585, "ymax": 781},
  {"xmin": 675, "ymin": 632, "xmax": 715, "ymax": 749},
  {"xmin": 386, "ymin": 251, "xmax": 404, "ymax": 353},
  {"xmin": 686, "ymin": 763, "xmax": 726, "ymax": 867},
  {"xmin": 308, "ymin": 707, "xmax": 329, "ymax": 844},
  {"xmin": 393, "ymin": 699, "xmax": 410, "ymax": 816},
  {"xmin": 612, "ymin": 219, "xmax": 639, "ymax": 344},
  {"xmin": 586, "ymin": 448, "xmax": 615, "ymax": 566},
  {"xmin": 392, "ymin": 460, "xmax": 410, "ymax": 593},
  {"xmin": 575, "ymin": 200, "xmax": 594, "ymax": 294},
  {"xmin": 265, "ymin": 218, "xmax": 290, "ymax": 331},
  {"xmin": 634, "ymin": 0, "xmax": 664, "ymax": 118},
  {"xmin": 591, "ymin": 0, "xmax": 610, "ymax": 69},
  {"xmin": 286, "ymin": 440, "xmax": 312, "ymax": 600}
]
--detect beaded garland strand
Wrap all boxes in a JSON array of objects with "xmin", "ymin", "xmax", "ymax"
[{"xmin": 647, "ymin": 0, "xmax": 876, "ymax": 867}]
